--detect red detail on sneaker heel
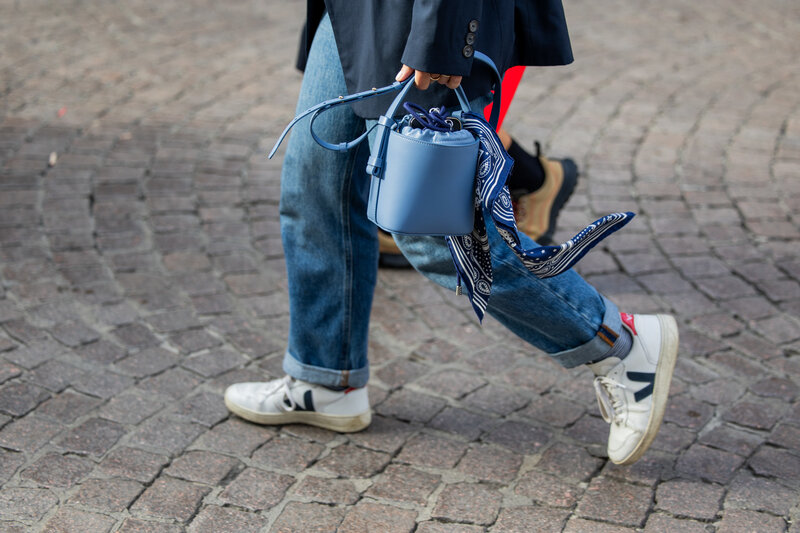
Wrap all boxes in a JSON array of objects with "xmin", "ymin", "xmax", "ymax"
[
  {"xmin": 621, "ymin": 313, "xmax": 637, "ymax": 335},
  {"xmin": 344, "ymin": 387, "xmax": 357, "ymax": 394}
]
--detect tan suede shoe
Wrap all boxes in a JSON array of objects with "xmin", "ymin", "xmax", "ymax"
[{"xmin": 513, "ymin": 143, "xmax": 579, "ymax": 245}]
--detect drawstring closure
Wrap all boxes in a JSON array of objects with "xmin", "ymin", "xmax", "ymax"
[{"xmin": 403, "ymin": 103, "xmax": 462, "ymax": 132}]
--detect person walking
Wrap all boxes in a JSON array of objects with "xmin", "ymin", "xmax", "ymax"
[{"xmin": 224, "ymin": 0, "xmax": 678, "ymax": 466}]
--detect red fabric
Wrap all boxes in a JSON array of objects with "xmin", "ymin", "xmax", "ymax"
[{"xmin": 484, "ymin": 66, "xmax": 525, "ymax": 130}]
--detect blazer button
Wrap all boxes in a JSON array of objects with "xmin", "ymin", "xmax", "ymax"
[
  {"xmin": 465, "ymin": 32, "xmax": 476, "ymax": 45},
  {"xmin": 468, "ymin": 19, "xmax": 479, "ymax": 32},
  {"xmin": 462, "ymin": 44, "xmax": 474, "ymax": 58}
]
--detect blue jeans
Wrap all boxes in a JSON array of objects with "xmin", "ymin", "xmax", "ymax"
[{"xmin": 280, "ymin": 15, "xmax": 622, "ymax": 388}]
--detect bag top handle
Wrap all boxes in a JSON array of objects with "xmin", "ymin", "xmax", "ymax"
[{"xmin": 268, "ymin": 51, "xmax": 503, "ymax": 159}]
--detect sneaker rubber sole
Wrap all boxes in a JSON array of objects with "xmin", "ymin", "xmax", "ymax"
[
  {"xmin": 224, "ymin": 395, "xmax": 372, "ymax": 433},
  {"xmin": 614, "ymin": 314, "xmax": 678, "ymax": 465}
]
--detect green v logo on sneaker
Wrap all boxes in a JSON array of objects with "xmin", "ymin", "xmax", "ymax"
[{"xmin": 626, "ymin": 372, "xmax": 655, "ymax": 402}]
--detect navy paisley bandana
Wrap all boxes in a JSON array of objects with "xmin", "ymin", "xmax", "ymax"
[{"xmin": 446, "ymin": 112, "xmax": 635, "ymax": 321}]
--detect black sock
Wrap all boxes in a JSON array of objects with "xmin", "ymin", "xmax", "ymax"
[{"xmin": 506, "ymin": 140, "xmax": 546, "ymax": 193}]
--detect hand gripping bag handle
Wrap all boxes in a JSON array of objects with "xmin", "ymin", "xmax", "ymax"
[{"xmin": 268, "ymin": 51, "xmax": 502, "ymax": 159}]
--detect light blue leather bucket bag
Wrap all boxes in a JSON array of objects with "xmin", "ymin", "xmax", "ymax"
[{"xmin": 270, "ymin": 51, "xmax": 501, "ymax": 236}]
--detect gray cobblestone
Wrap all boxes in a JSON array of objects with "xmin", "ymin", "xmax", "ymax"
[
  {"xmin": 430, "ymin": 406, "xmax": 496, "ymax": 441},
  {"xmin": 348, "ymin": 415, "xmax": 415, "ymax": 454},
  {"xmin": 218, "ymin": 467, "xmax": 294, "ymax": 510},
  {"xmin": 716, "ymin": 510, "xmax": 788, "ymax": 533},
  {"xmin": 95, "ymin": 446, "xmax": 170, "ymax": 483},
  {"xmin": 576, "ymin": 477, "xmax": 653, "ymax": 527},
  {"xmin": 0, "ymin": 381, "xmax": 50, "ymax": 416},
  {"xmin": 339, "ymin": 500, "xmax": 418, "ymax": 532},
  {"xmin": 0, "ymin": 449, "xmax": 24, "ymax": 484},
  {"xmin": 116, "ymin": 347, "xmax": 180, "ymax": 378},
  {"xmin": 56, "ymin": 417, "xmax": 125, "ymax": 456},
  {"xmin": 188, "ymin": 505, "xmax": 265, "ymax": 533},
  {"xmin": 190, "ymin": 417, "xmax": 274, "ymax": 455},
  {"xmin": 749, "ymin": 446, "xmax": 800, "ymax": 485},
  {"xmin": 171, "ymin": 391, "xmax": 229, "ymax": 427},
  {"xmin": 396, "ymin": 433, "xmax": 468, "ymax": 469},
  {"xmin": 128, "ymin": 416, "xmax": 205, "ymax": 454},
  {"xmin": 251, "ymin": 434, "xmax": 323, "ymax": 472},
  {"xmin": 725, "ymin": 470, "xmax": 799, "ymax": 516},
  {"xmin": 68, "ymin": 478, "xmax": 145, "ymax": 512},
  {"xmin": 131, "ymin": 476, "xmax": 211, "ymax": 522},
  {"xmin": 0, "ymin": 487, "xmax": 58, "ymax": 522},
  {"xmin": 72, "ymin": 370, "xmax": 135, "ymax": 400},
  {"xmin": 676, "ymin": 444, "xmax": 746, "ymax": 484},
  {"xmin": 698, "ymin": 424, "xmax": 764, "ymax": 457},
  {"xmin": 377, "ymin": 388, "xmax": 447, "ymax": 423},
  {"xmin": 457, "ymin": 444, "xmax": 522, "ymax": 483},
  {"xmin": 642, "ymin": 514, "xmax": 709, "ymax": 533},
  {"xmin": 416, "ymin": 522, "xmax": 484, "ymax": 533},
  {"xmin": 316, "ymin": 443, "xmax": 392, "ymax": 478},
  {"xmin": 2, "ymin": 0, "xmax": 800, "ymax": 529},
  {"xmin": 484, "ymin": 420, "xmax": 551, "ymax": 455},
  {"xmin": 26, "ymin": 360, "xmax": 86, "ymax": 392},
  {"xmin": 164, "ymin": 450, "xmax": 240, "ymax": 485},
  {"xmin": 432, "ymin": 482, "xmax": 502, "ymax": 526},
  {"xmin": 292, "ymin": 476, "xmax": 361, "ymax": 505},
  {"xmin": 271, "ymin": 501, "xmax": 346, "ymax": 533},
  {"xmin": 536, "ymin": 443, "xmax": 604, "ymax": 482},
  {"xmin": 20, "ymin": 453, "xmax": 94, "ymax": 488},
  {"xmin": 515, "ymin": 470, "xmax": 582, "ymax": 508},
  {"xmin": 367, "ymin": 463, "xmax": 441, "ymax": 505},
  {"xmin": 654, "ymin": 479, "xmax": 724, "ymax": 520},
  {"xmin": 495, "ymin": 507, "xmax": 570, "ymax": 532},
  {"xmin": 0, "ymin": 415, "xmax": 64, "ymax": 452}
]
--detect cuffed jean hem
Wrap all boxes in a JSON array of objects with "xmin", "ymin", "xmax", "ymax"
[
  {"xmin": 283, "ymin": 350, "xmax": 370, "ymax": 389},
  {"xmin": 548, "ymin": 296, "xmax": 622, "ymax": 368}
]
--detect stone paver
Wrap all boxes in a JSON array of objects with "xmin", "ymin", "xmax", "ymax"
[{"xmin": 1, "ymin": 0, "xmax": 799, "ymax": 531}]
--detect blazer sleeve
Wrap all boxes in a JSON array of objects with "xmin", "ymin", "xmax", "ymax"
[{"xmin": 400, "ymin": 0, "xmax": 483, "ymax": 76}]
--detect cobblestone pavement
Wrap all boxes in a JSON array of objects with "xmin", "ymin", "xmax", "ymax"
[{"xmin": 1, "ymin": 0, "xmax": 799, "ymax": 531}]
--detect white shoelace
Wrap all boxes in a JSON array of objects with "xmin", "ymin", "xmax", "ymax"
[
  {"xmin": 593, "ymin": 376, "xmax": 628, "ymax": 425},
  {"xmin": 259, "ymin": 375, "xmax": 297, "ymax": 412}
]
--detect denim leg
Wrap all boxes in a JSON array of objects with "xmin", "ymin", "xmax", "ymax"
[
  {"xmin": 280, "ymin": 15, "xmax": 376, "ymax": 388},
  {"xmin": 394, "ymin": 215, "xmax": 622, "ymax": 368}
]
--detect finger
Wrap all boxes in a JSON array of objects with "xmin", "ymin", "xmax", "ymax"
[
  {"xmin": 445, "ymin": 75, "xmax": 462, "ymax": 89},
  {"xmin": 415, "ymin": 70, "xmax": 430, "ymax": 90},
  {"xmin": 395, "ymin": 64, "xmax": 414, "ymax": 82}
]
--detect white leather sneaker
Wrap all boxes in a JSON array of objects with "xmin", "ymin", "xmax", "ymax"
[
  {"xmin": 224, "ymin": 376, "xmax": 371, "ymax": 433},
  {"xmin": 588, "ymin": 313, "xmax": 679, "ymax": 465}
]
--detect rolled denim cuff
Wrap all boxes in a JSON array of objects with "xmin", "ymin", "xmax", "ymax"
[
  {"xmin": 548, "ymin": 296, "xmax": 622, "ymax": 368},
  {"xmin": 283, "ymin": 350, "xmax": 370, "ymax": 389}
]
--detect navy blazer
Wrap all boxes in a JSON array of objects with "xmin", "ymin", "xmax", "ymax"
[{"xmin": 300, "ymin": 0, "xmax": 573, "ymax": 118}]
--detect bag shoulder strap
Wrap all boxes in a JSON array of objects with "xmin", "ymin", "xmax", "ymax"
[
  {"xmin": 474, "ymin": 51, "xmax": 502, "ymax": 127},
  {"xmin": 268, "ymin": 82, "xmax": 406, "ymax": 158}
]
